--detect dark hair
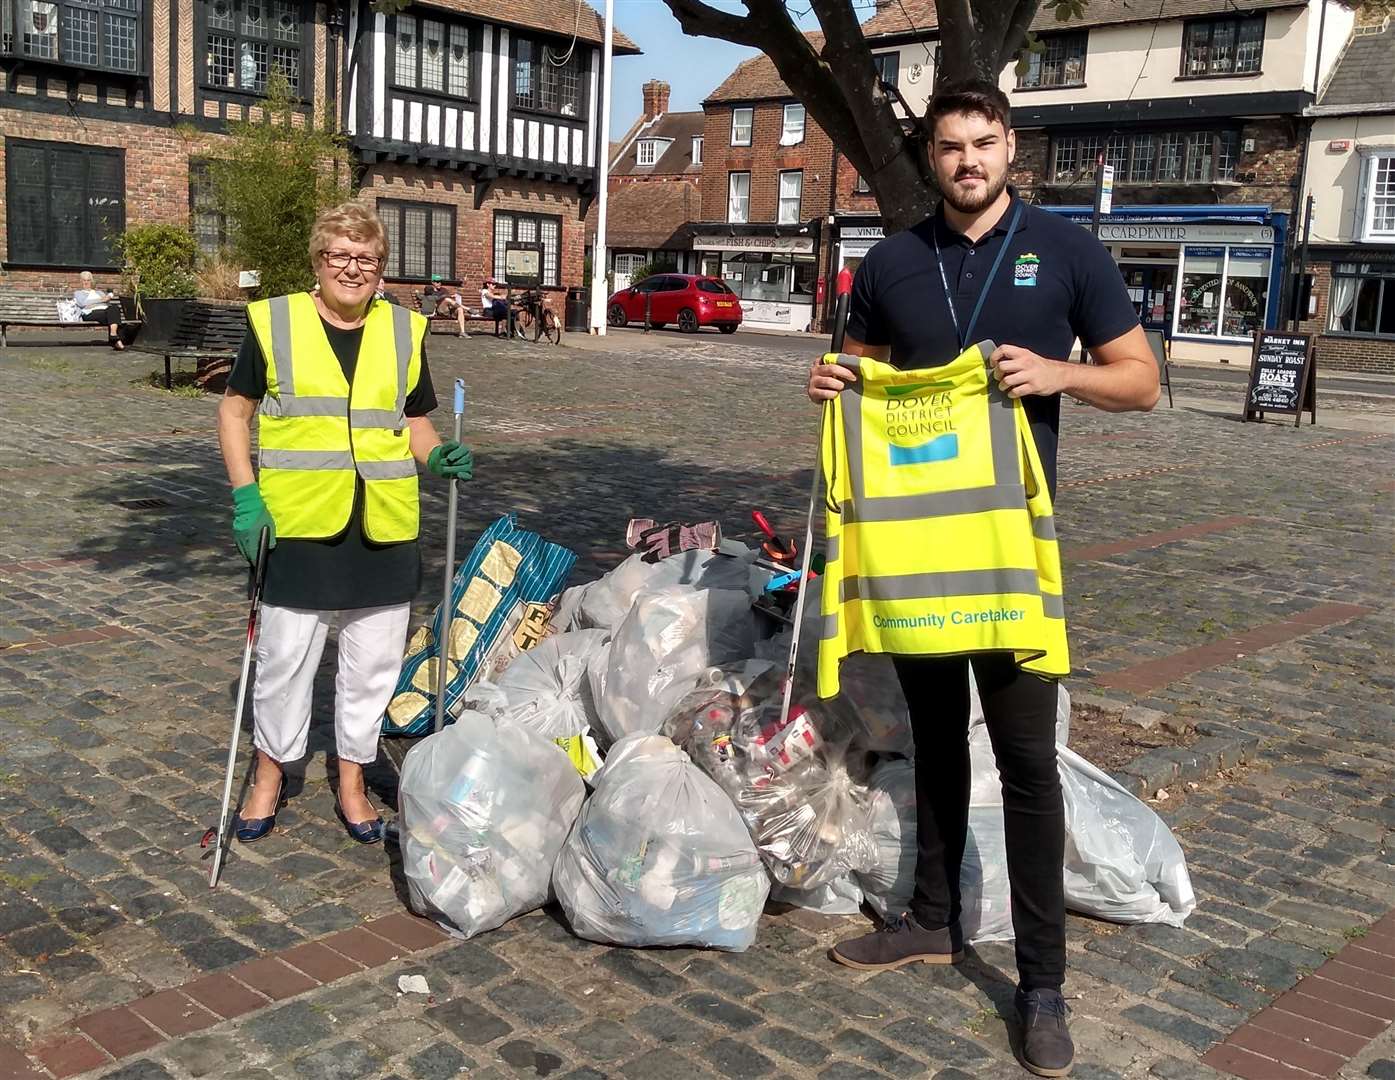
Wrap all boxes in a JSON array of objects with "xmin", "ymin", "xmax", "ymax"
[{"xmin": 928, "ymin": 79, "xmax": 1012, "ymax": 135}]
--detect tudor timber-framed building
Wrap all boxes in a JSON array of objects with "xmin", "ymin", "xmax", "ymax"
[{"xmin": 0, "ymin": 0, "xmax": 638, "ymax": 301}]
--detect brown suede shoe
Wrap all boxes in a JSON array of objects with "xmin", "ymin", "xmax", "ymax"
[{"xmin": 829, "ymin": 913, "xmax": 964, "ymax": 970}]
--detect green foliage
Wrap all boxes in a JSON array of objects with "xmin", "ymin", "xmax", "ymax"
[
  {"xmin": 209, "ymin": 75, "xmax": 352, "ymax": 299},
  {"xmin": 114, "ymin": 224, "xmax": 198, "ymax": 301},
  {"xmin": 626, "ymin": 257, "xmax": 678, "ymax": 285}
]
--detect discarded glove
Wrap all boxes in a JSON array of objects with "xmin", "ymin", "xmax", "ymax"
[
  {"xmin": 428, "ymin": 440, "xmax": 474, "ymax": 481},
  {"xmin": 231, "ymin": 483, "xmax": 276, "ymax": 563},
  {"xmin": 625, "ymin": 518, "xmax": 722, "ymax": 563}
]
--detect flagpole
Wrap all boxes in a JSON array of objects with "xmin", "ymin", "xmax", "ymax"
[{"xmin": 589, "ymin": 0, "xmax": 614, "ymax": 336}]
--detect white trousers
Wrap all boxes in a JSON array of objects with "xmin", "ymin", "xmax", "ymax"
[{"xmin": 253, "ymin": 603, "xmax": 412, "ymax": 765}]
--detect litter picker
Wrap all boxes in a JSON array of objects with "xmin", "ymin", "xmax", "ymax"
[
  {"xmin": 204, "ymin": 524, "xmax": 270, "ymax": 889},
  {"xmin": 435, "ymin": 378, "xmax": 466, "ymax": 734},
  {"xmin": 778, "ymin": 269, "xmax": 853, "ymax": 729}
]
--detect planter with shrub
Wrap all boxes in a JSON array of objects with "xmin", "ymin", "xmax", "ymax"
[{"xmin": 115, "ymin": 225, "xmax": 199, "ymax": 345}]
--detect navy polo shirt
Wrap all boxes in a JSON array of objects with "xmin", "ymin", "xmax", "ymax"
[{"xmin": 846, "ymin": 189, "xmax": 1139, "ymax": 494}]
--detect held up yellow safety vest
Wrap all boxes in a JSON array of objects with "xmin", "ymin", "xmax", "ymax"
[
  {"xmin": 816, "ymin": 340, "xmax": 1069, "ymax": 698},
  {"xmin": 247, "ymin": 293, "xmax": 427, "ymax": 543}
]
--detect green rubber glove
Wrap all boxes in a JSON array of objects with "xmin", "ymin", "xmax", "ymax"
[
  {"xmin": 231, "ymin": 483, "xmax": 277, "ymax": 564},
  {"xmin": 428, "ymin": 440, "xmax": 474, "ymax": 481}
]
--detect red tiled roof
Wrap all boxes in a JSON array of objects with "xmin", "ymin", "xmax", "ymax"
[
  {"xmin": 612, "ymin": 111, "xmax": 705, "ymax": 175},
  {"xmin": 585, "ymin": 179, "xmax": 698, "ymax": 249},
  {"xmin": 861, "ymin": 0, "xmax": 1304, "ymax": 41},
  {"xmin": 416, "ymin": 0, "xmax": 641, "ymax": 54},
  {"xmin": 704, "ymin": 33, "xmax": 823, "ymax": 103}
]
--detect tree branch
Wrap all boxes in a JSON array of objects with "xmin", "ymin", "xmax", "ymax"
[
  {"xmin": 661, "ymin": 0, "xmax": 768, "ymax": 49},
  {"xmin": 997, "ymin": 0, "xmax": 1041, "ymax": 71}
]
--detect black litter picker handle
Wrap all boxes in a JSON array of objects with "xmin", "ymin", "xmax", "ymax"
[{"xmin": 249, "ymin": 525, "xmax": 270, "ymax": 601}]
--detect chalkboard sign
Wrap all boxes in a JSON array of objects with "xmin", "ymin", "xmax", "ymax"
[{"xmin": 1242, "ymin": 331, "xmax": 1316, "ymax": 427}]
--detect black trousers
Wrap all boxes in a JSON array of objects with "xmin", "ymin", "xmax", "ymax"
[{"xmin": 894, "ymin": 652, "xmax": 1065, "ymax": 991}]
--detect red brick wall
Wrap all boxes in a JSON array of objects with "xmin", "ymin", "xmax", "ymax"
[
  {"xmin": 360, "ymin": 167, "xmax": 584, "ymax": 319},
  {"xmin": 0, "ymin": 108, "xmax": 233, "ymax": 293},
  {"xmin": 832, "ymin": 151, "xmax": 879, "ymax": 215},
  {"xmin": 700, "ymin": 102, "xmax": 835, "ymax": 223},
  {"xmin": 1296, "ymin": 258, "xmax": 1395, "ymax": 375}
]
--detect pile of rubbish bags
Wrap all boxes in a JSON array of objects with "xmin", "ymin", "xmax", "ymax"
[{"xmin": 391, "ymin": 515, "xmax": 1195, "ymax": 951}]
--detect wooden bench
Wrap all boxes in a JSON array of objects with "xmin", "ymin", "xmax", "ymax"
[
  {"xmin": 132, "ymin": 301, "xmax": 246, "ymax": 389},
  {"xmin": 413, "ymin": 291, "xmax": 510, "ymax": 337},
  {"xmin": 0, "ymin": 291, "xmax": 140, "ymax": 350}
]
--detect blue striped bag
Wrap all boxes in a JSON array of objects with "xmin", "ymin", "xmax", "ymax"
[{"xmin": 382, "ymin": 514, "xmax": 577, "ymax": 737}]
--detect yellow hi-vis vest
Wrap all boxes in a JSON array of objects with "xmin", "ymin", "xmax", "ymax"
[
  {"xmin": 247, "ymin": 293, "xmax": 427, "ymax": 543},
  {"xmin": 816, "ymin": 340, "xmax": 1069, "ymax": 698}
]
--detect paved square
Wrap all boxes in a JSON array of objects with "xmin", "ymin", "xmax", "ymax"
[{"xmin": 0, "ymin": 330, "xmax": 1391, "ymax": 1079}]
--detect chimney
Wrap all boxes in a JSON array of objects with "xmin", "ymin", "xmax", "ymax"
[{"xmin": 642, "ymin": 80, "xmax": 671, "ymax": 121}]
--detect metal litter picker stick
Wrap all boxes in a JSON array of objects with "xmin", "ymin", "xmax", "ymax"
[
  {"xmin": 207, "ymin": 525, "xmax": 270, "ymax": 889},
  {"xmin": 778, "ymin": 280, "xmax": 852, "ymax": 729},
  {"xmin": 435, "ymin": 378, "xmax": 466, "ymax": 735}
]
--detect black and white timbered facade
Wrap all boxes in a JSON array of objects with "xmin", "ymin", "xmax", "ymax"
[
  {"xmin": 1, "ymin": 0, "xmax": 633, "ymax": 293},
  {"xmin": 348, "ymin": 1, "xmax": 604, "ymax": 194}
]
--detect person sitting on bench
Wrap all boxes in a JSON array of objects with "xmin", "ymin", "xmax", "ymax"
[
  {"xmin": 480, "ymin": 280, "xmax": 511, "ymax": 337},
  {"xmin": 424, "ymin": 275, "xmax": 465, "ymax": 337},
  {"xmin": 74, "ymin": 271, "xmax": 125, "ymax": 350}
]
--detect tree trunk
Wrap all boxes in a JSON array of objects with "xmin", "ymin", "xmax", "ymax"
[{"xmin": 662, "ymin": 0, "xmax": 1043, "ymax": 233}]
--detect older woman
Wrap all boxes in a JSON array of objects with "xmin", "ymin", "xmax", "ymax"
[
  {"xmin": 74, "ymin": 271, "xmax": 124, "ymax": 349},
  {"xmin": 216, "ymin": 201, "xmax": 474, "ymax": 844}
]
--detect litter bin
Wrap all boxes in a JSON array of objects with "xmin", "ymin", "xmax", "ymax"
[{"xmin": 565, "ymin": 286, "xmax": 589, "ymax": 333}]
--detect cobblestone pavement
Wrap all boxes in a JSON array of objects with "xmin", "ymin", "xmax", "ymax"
[{"xmin": 0, "ymin": 330, "xmax": 1392, "ymax": 1080}]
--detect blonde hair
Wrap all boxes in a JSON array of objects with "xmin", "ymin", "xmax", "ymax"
[
  {"xmin": 79, "ymin": 270, "xmax": 94, "ymax": 283},
  {"xmin": 308, "ymin": 201, "xmax": 389, "ymax": 264}
]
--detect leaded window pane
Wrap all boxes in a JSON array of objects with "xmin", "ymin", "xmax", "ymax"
[
  {"xmin": 447, "ymin": 25, "xmax": 469, "ymax": 96},
  {"xmin": 421, "ymin": 19, "xmax": 444, "ymax": 92}
]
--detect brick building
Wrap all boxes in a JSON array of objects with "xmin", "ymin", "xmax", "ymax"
[
  {"xmin": 694, "ymin": 37, "xmax": 837, "ymax": 331},
  {"xmin": 585, "ymin": 78, "xmax": 704, "ymax": 292},
  {"xmin": 1, "ymin": 0, "xmax": 637, "ymax": 311},
  {"xmin": 854, "ymin": 0, "xmax": 1355, "ymax": 363},
  {"xmin": 1292, "ymin": 18, "xmax": 1395, "ymax": 375}
]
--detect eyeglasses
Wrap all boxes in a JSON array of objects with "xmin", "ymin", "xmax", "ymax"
[{"xmin": 321, "ymin": 250, "xmax": 382, "ymax": 273}]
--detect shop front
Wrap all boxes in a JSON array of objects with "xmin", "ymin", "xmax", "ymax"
[
  {"xmin": 693, "ymin": 231, "xmax": 819, "ymax": 332},
  {"xmin": 836, "ymin": 220, "xmax": 885, "ymax": 281},
  {"xmin": 1045, "ymin": 207, "xmax": 1289, "ymax": 364}
]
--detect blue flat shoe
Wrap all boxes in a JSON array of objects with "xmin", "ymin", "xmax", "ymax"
[
  {"xmin": 337, "ymin": 805, "xmax": 383, "ymax": 845},
  {"xmin": 233, "ymin": 781, "xmax": 285, "ymax": 843}
]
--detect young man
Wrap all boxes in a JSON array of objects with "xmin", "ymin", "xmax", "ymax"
[
  {"xmin": 424, "ymin": 275, "xmax": 466, "ymax": 336},
  {"xmin": 808, "ymin": 80, "xmax": 1157, "ymax": 1078}
]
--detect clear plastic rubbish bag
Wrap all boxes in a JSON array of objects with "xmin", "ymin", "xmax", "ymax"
[
  {"xmin": 399, "ymin": 710, "xmax": 585, "ymax": 939},
  {"xmin": 579, "ymin": 547, "xmax": 758, "ymax": 633},
  {"xmin": 854, "ymin": 755, "xmax": 1013, "ymax": 943},
  {"xmin": 553, "ymin": 734, "xmax": 770, "ymax": 951},
  {"xmin": 855, "ymin": 698, "xmax": 1193, "ymax": 938},
  {"xmin": 1059, "ymin": 745, "xmax": 1195, "ymax": 926},
  {"xmin": 597, "ymin": 586, "xmax": 758, "ymax": 746},
  {"xmin": 462, "ymin": 630, "xmax": 610, "ymax": 780},
  {"xmin": 770, "ymin": 875, "xmax": 864, "ymax": 916},
  {"xmin": 662, "ymin": 664, "xmax": 876, "ymax": 892}
]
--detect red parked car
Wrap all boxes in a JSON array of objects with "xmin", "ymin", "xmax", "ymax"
[{"xmin": 606, "ymin": 273, "xmax": 743, "ymax": 334}]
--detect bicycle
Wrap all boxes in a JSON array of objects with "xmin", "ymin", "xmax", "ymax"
[{"xmin": 510, "ymin": 290, "xmax": 561, "ymax": 345}]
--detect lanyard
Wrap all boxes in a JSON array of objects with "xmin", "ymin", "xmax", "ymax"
[{"xmin": 932, "ymin": 201, "xmax": 1022, "ymax": 350}]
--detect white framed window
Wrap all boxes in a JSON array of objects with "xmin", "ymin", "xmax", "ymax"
[
  {"xmin": 778, "ymin": 170, "xmax": 802, "ymax": 225},
  {"xmin": 1360, "ymin": 152, "xmax": 1395, "ymax": 240},
  {"xmin": 1329, "ymin": 261, "xmax": 1395, "ymax": 337},
  {"xmin": 636, "ymin": 140, "xmax": 658, "ymax": 166},
  {"xmin": 730, "ymin": 107, "xmax": 753, "ymax": 146},
  {"xmin": 781, "ymin": 103, "xmax": 805, "ymax": 146},
  {"xmin": 872, "ymin": 52, "xmax": 898, "ymax": 88},
  {"xmin": 728, "ymin": 171, "xmax": 750, "ymax": 224},
  {"xmin": 691, "ymin": 136, "xmax": 703, "ymax": 165}
]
